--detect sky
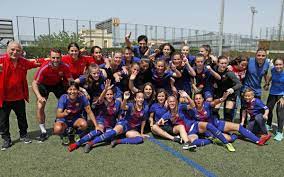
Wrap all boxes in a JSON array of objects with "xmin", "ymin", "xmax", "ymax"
[{"xmin": 0, "ymin": 0, "xmax": 281, "ymax": 36}]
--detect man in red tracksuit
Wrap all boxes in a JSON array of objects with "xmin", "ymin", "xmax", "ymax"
[{"xmin": 0, "ymin": 42, "xmax": 42, "ymax": 150}]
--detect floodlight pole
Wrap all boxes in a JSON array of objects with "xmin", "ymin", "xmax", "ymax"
[
  {"xmin": 250, "ymin": 6, "xmax": 257, "ymax": 40},
  {"xmin": 278, "ymin": 0, "xmax": 284, "ymax": 41},
  {"xmin": 218, "ymin": 0, "xmax": 225, "ymax": 56}
]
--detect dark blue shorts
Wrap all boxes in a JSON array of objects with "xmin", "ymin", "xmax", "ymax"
[{"xmin": 55, "ymin": 114, "xmax": 82, "ymax": 127}]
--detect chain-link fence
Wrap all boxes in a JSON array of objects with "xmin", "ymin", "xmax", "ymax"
[{"xmin": 13, "ymin": 16, "xmax": 259, "ymax": 54}]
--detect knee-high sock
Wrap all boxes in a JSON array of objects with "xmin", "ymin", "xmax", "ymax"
[
  {"xmin": 192, "ymin": 139, "xmax": 212, "ymax": 147},
  {"xmin": 224, "ymin": 108, "xmax": 234, "ymax": 122},
  {"xmin": 206, "ymin": 123, "xmax": 229, "ymax": 144},
  {"xmin": 116, "ymin": 136, "xmax": 143, "ymax": 144},
  {"xmin": 212, "ymin": 108, "xmax": 220, "ymax": 119},
  {"xmin": 277, "ymin": 102, "xmax": 284, "ymax": 133},
  {"xmin": 229, "ymin": 134, "xmax": 238, "ymax": 143},
  {"xmin": 76, "ymin": 130, "xmax": 102, "ymax": 146},
  {"xmin": 90, "ymin": 129, "xmax": 117, "ymax": 145},
  {"xmin": 238, "ymin": 125, "xmax": 259, "ymax": 143}
]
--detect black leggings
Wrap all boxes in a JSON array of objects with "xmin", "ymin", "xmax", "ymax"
[{"xmin": 266, "ymin": 95, "xmax": 284, "ymax": 133}]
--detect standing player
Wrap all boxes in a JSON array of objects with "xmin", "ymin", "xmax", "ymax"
[
  {"xmin": 266, "ymin": 58, "xmax": 284, "ymax": 141},
  {"xmin": 62, "ymin": 42, "xmax": 94, "ymax": 79},
  {"xmin": 212, "ymin": 56, "xmax": 242, "ymax": 122},
  {"xmin": 32, "ymin": 48, "xmax": 73, "ymax": 142}
]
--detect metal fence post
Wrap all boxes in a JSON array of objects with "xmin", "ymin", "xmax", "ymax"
[
  {"xmin": 135, "ymin": 24, "xmax": 138, "ymax": 39},
  {"xmin": 89, "ymin": 20, "xmax": 92, "ymax": 47},
  {"xmin": 76, "ymin": 20, "xmax": 79, "ymax": 37},
  {"xmin": 155, "ymin": 26, "xmax": 158, "ymax": 43},
  {"xmin": 32, "ymin": 16, "xmax": 36, "ymax": 42},
  {"xmin": 62, "ymin": 18, "xmax": 65, "ymax": 32},
  {"xmin": 16, "ymin": 16, "xmax": 20, "ymax": 42}
]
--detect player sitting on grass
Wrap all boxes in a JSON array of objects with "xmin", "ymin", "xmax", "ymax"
[
  {"xmin": 181, "ymin": 90, "xmax": 271, "ymax": 148},
  {"xmin": 149, "ymin": 89, "xmax": 183, "ymax": 144},
  {"xmin": 68, "ymin": 79, "xmax": 121, "ymax": 152}
]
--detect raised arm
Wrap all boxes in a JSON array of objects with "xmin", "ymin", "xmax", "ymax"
[
  {"xmin": 129, "ymin": 70, "xmax": 139, "ymax": 93},
  {"xmin": 125, "ymin": 32, "xmax": 132, "ymax": 48},
  {"xmin": 97, "ymin": 79, "xmax": 113, "ymax": 104},
  {"xmin": 207, "ymin": 65, "xmax": 221, "ymax": 80},
  {"xmin": 121, "ymin": 91, "xmax": 131, "ymax": 110},
  {"xmin": 179, "ymin": 90, "xmax": 195, "ymax": 109},
  {"xmin": 183, "ymin": 56, "xmax": 196, "ymax": 77}
]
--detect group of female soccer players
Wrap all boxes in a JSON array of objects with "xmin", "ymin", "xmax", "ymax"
[{"xmin": 31, "ymin": 34, "xmax": 284, "ymax": 153}]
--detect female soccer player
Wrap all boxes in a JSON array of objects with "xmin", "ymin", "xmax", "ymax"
[
  {"xmin": 68, "ymin": 79, "xmax": 121, "ymax": 151},
  {"xmin": 199, "ymin": 44, "xmax": 217, "ymax": 67},
  {"xmin": 171, "ymin": 52, "xmax": 196, "ymax": 95},
  {"xmin": 266, "ymin": 58, "xmax": 284, "ymax": 141},
  {"xmin": 192, "ymin": 54, "xmax": 221, "ymax": 101},
  {"xmin": 212, "ymin": 56, "xmax": 242, "ymax": 122},
  {"xmin": 157, "ymin": 96, "xmax": 197, "ymax": 150},
  {"xmin": 62, "ymin": 42, "xmax": 93, "ymax": 79},
  {"xmin": 182, "ymin": 90, "xmax": 271, "ymax": 146},
  {"xmin": 54, "ymin": 82, "xmax": 102, "ymax": 145},
  {"xmin": 149, "ymin": 89, "xmax": 182, "ymax": 143},
  {"xmin": 108, "ymin": 91, "xmax": 149, "ymax": 147},
  {"xmin": 151, "ymin": 59, "xmax": 181, "ymax": 95}
]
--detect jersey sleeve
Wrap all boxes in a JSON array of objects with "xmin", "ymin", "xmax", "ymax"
[
  {"xmin": 178, "ymin": 103, "xmax": 188, "ymax": 111},
  {"xmin": 256, "ymin": 99, "xmax": 268, "ymax": 110},
  {"xmin": 57, "ymin": 95, "xmax": 67, "ymax": 110},
  {"xmin": 227, "ymin": 71, "xmax": 242, "ymax": 91},
  {"xmin": 149, "ymin": 104, "xmax": 156, "ymax": 113},
  {"xmin": 78, "ymin": 75, "xmax": 86, "ymax": 83},
  {"xmin": 81, "ymin": 95, "xmax": 90, "ymax": 108},
  {"xmin": 24, "ymin": 58, "xmax": 44, "ymax": 69},
  {"xmin": 161, "ymin": 112, "xmax": 171, "ymax": 121}
]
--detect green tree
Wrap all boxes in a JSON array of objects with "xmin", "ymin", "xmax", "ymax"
[{"xmin": 35, "ymin": 31, "xmax": 83, "ymax": 48}]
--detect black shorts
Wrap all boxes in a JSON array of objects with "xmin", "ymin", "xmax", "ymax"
[
  {"xmin": 38, "ymin": 84, "xmax": 66, "ymax": 99},
  {"xmin": 161, "ymin": 125, "xmax": 174, "ymax": 135}
]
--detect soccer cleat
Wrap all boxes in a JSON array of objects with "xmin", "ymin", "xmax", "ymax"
[
  {"xmin": 182, "ymin": 142, "xmax": 197, "ymax": 150},
  {"xmin": 265, "ymin": 124, "xmax": 272, "ymax": 131},
  {"xmin": 110, "ymin": 140, "xmax": 118, "ymax": 148},
  {"xmin": 225, "ymin": 143, "xmax": 236, "ymax": 152},
  {"xmin": 20, "ymin": 135, "xmax": 32, "ymax": 144},
  {"xmin": 274, "ymin": 132, "xmax": 283, "ymax": 141},
  {"xmin": 37, "ymin": 133, "xmax": 48, "ymax": 143},
  {"xmin": 207, "ymin": 136, "xmax": 222, "ymax": 145},
  {"xmin": 1, "ymin": 139, "xmax": 12, "ymax": 151},
  {"xmin": 258, "ymin": 134, "xmax": 271, "ymax": 145},
  {"xmin": 173, "ymin": 136, "xmax": 183, "ymax": 144},
  {"xmin": 62, "ymin": 136, "xmax": 70, "ymax": 146},
  {"xmin": 84, "ymin": 142, "xmax": 93, "ymax": 153},
  {"xmin": 74, "ymin": 134, "xmax": 80, "ymax": 142},
  {"xmin": 68, "ymin": 143, "xmax": 78, "ymax": 152}
]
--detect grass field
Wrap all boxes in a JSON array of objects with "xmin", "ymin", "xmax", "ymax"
[{"xmin": 0, "ymin": 69, "xmax": 283, "ymax": 177}]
